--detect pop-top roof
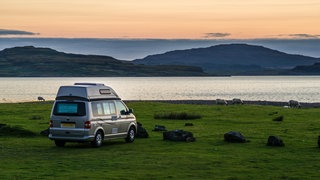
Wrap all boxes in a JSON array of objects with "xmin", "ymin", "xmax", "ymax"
[{"xmin": 56, "ymin": 83, "xmax": 120, "ymax": 101}]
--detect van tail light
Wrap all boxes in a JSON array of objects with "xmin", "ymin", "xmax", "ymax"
[
  {"xmin": 49, "ymin": 120, "xmax": 53, "ymax": 127},
  {"xmin": 84, "ymin": 121, "xmax": 91, "ymax": 129}
]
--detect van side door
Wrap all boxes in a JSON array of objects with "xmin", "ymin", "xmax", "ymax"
[
  {"xmin": 115, "ymin": 100, "xmax": 133, "ymax": 133},
  {"xmin": 91, "ymin": 101, "xmax": 118, "ymax": 136}
]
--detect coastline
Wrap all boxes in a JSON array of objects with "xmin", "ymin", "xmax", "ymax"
[
  {"xmin": 1, "ymin": 99, "xmax": 319, "ymax": 108},
  {"xmin": 125, "ymin": 100, "xmax": 320, "ymax": 108}
]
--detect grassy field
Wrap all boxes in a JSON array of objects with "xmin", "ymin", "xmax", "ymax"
[{"xmin": 1, "ymin": 101, "xmax": 320, "ymax": 179}]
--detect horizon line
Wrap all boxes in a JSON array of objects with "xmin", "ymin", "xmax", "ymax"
[{"xmin": 0, "ymin": 37, "xmax": 320, "ymax": 41}]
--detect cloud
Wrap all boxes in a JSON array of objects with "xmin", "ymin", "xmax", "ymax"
[
  {"xmin": 204, "ymin": 32, "xmax": 231, "ymax": 38},
  {"xmin": 0, "ymin": 29, "xmax": 39, "ymax": 36},
  {"xmin": 278, "ymin": 34, "xmax": 320, "ymax": 39},
  {"xmin": 289, "ymin": 34, "xmax": 320, "ymax": 38}
]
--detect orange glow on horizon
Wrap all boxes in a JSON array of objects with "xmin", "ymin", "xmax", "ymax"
[{"xmin": 1, "ymin": 0, "xmax": 320, "ymax": 39}]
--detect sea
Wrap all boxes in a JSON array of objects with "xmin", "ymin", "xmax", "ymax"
[{"xmin": 0, "ymin": 76, "xmax": 319, "ymax": 103}]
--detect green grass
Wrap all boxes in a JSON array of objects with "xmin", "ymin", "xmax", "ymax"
[{"xmin": 1, "ymin": 101, "xmax": 320, "ymax": 179}]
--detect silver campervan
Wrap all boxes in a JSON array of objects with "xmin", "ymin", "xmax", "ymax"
[{"xmin": 48, "ymin": 83, "xmax": 137, "ymax": 147}]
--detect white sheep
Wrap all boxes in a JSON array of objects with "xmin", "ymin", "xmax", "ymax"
[
  {"xmin": 216, "ymin": 99, "xmax": 228, "ymax": 105},
  {"xmin": 232, "ymin": 98, "xmax": 243, "ymax": 105}
]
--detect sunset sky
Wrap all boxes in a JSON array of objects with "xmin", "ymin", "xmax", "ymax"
[{"xmin": 1, "ymin": 0, "xmax": 320, "ymax": 39}]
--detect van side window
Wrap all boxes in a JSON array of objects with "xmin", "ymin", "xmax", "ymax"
[
  {"xmin": 92, "ymin": 102, "xmax": 103, "ymax": 116},
  {"xmin": 92, "ymin": 101, "xmax": 116, "ymax": 117},
  {"xmin": 108, "ymin": 102, "xmax": 116, "ymax": 114},
  {"xmin": 102, "ymin": 103, "xmax": 111, "ymax": 115},
  {"xmin": 97, "ymin": 103, "xmax": 103, "ymax": 115},
  {"xmin": 115, "ymin": 100, "xmax": 127, "ymax": 115}
]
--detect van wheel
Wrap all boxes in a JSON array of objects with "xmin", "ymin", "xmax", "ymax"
[
  {"xmin": 55, "ymin": 140, "xmax": 65, "ymax": 147},
  {"xmin": 92, "ymin": 131, "xmax": 103, "ymax": 147},
  {"xmin": 125, "ymin": 127, "xmax": 135, "ymax": 143}
]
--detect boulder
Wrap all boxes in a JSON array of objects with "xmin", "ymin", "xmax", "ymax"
[
  {"xmin": 185, "ymin": 123, "xmax": 194, "ymax": 126},
  {"xmin": 163, "ymin": 130, "xmax": 195, "ymax": 142},
  {"xmin": 224, "ymin": 131, "xmax": 247, "ymax": 143},
  {"xmin": 153, "ymin": 125, "xmax": 167, "ymax": 131},
  {"xmin": 136, "ymin": 122, "xmax": 149, "ymax": 138},
  {"xmin": 267, "ymin": 136, "xmax": 284, "ymax": 147}
]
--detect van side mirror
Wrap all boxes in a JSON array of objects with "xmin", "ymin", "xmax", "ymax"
[
  {"xmin": 120, "ymin": 110, "xmax": 126, "ymax": 115},
  {"xmin": 120, "ymin": 109, "xmax": 134, "ymax": 115}
]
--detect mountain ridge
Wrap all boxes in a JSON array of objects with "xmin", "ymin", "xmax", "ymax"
[
  {"xmin": 133, "ymin": 43, "xmax": 320, "ymax": 75},
  {"xmin": 0, "ymin": 46, "xmax": 207, "ymax": 77},
  {"xmin": 1, "ymin": 44, "xmax": 319, "ymax": 76}
]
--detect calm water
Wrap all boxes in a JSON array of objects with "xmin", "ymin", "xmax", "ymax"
[{"xmin": 0, "ymin": 76, "xmax": 320, "ymax": 103}]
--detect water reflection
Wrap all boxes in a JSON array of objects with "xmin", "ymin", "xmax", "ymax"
[{"xmin": 0, "ymin": 76, "xmax": 319, "ymax": 103}]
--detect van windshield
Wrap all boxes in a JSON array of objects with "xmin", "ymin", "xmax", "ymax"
[{"xmin": 53, "ymin": 102, "xmax": 86, "ymax": 116}]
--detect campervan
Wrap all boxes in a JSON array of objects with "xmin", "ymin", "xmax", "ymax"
[{"xmin": 48, "ymin": 83, "xmax": 137, "ymax": 147}]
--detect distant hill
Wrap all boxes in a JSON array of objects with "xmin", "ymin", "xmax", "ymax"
[
  {"xmin": 133, "ymin": 44, "xmax": 320, "ymax": 75},
  {"xmin": 0, "ymin": 46, "xmax": 207, "ymax": 77},
  {"xmin": 289, "ymin": 63, "xmax": 320, "ymax": 75}
]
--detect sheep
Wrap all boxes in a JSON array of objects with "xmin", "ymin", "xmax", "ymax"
[
  {"xmin": 288, "ymin": 100, "xmax": 301, "ymax": 108},
  {"xmin": 216, "ymin": 99, "xmax": 228, "ymax": 105},
  {"xmin": 232, "ymin": 98, "xmax": 243, "ymax": 105},
  {"xmin": 37, "ymin": 96, "xmax": 45, "ymax": 101}
]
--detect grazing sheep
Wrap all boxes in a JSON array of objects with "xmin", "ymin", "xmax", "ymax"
[
  {"xmin": 37, "ymin": 96, "xmax": 45, "ymax": 101},
  {"xmin": 288, "ymin": 100, "xmax": 300, "ymax": 108},
  {"xmin": 232, "ymin": 98, "xmax": 243, "ymax": 105},
  {"xmin": 216, "ymin": 99, "xmax": 228, "ymax": 105}
]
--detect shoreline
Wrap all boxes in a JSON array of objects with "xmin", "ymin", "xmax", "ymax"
[
  {"xmin": 125, "ymin": 100, "xmax": 320, "ymax": 108},
  {"xmin": 1, "ymin": 99, "xmax": 319, "ymax": 108}
]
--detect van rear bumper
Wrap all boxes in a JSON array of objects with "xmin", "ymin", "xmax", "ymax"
[
  {"xmin": 48, "ymin": 134, "xmax": 95, "ymax": 142},
  {"xmin": 48, "ymin": 128, "xmax": 94, "ymax": 142}
]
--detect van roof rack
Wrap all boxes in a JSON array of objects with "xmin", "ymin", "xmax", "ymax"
[
  {"xmin": 56, "ymin": 83, "xmax": 120, "ymax": 101},
  {"xmin": 74, "ymin": 83, "xmax": 105, "ymax": 86}
]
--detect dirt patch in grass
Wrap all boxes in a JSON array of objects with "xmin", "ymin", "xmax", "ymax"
[{"xmin": 29, "ymin": 115, "xmax": 44, "ymax": 120}]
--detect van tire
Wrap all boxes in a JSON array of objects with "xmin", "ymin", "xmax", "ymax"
[
  {"xmin": 55, "ymin": 140, "xmax": 65, "ymax": 147},
  {"xmin": 92, "ymin": 131, "xmax": 103, "ymax": 147},
  {"xmin": 125, "ymin": 126, "xmax": 135, "ymax": 143}
]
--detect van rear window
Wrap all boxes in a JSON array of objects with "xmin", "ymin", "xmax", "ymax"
[{"xmin": 53, "ymin": 102, "xmax": 86, "ymax": 116}]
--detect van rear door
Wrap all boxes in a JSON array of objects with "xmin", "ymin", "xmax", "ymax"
[{"xmin": 50, "ymin": 101, "xmax": 87, "ymax": 138}]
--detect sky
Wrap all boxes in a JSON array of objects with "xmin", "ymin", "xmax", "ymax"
[{"xmin": 1, "ymin": 0, "xmax": 320, "ymax": 39}]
